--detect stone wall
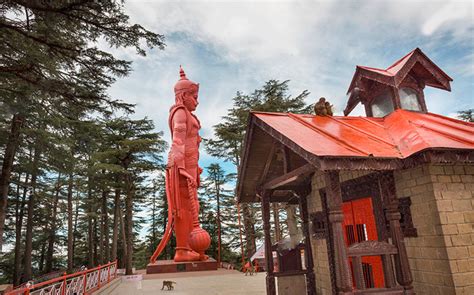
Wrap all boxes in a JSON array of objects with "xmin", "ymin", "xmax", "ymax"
[
  {"xmin": 307, "ymin": 164, "xmax": 473, "ymax": 295},
  {"xmin": 394, "ymin": 164, "xmax": 474, "ymax": 295},
  {"xmin": 309, "ymin": 171, "xmax": 331, "ymax": 295}
]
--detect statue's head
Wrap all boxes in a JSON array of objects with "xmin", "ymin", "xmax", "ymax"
[{"xmin": 174, "ymin": 66, "xmax": 199, "ymax": 111}]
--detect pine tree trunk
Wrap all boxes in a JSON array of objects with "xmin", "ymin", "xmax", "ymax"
[
  {"xmin": 119, "ymin": 206, "xmax": 127, "ymax": 269},
  {"xmin": 241, "ymin": 203, "xmax": 256, "ymax": 259},
  {"xmin": 67, "ymin": 173, "xmax": 74, "ymax": 273},
  {"xmin": 0, "ymin": 113, "xmax": 24, "ymax": 250},
  {"xmin": 13, "ymin": 172, "xmax": 27, "ymax": 285},
  {"xmin": 101, "ymin": 189, "xmax": 110, "ymax": 263},
  {"xmin": 45, "ymin": 174, "xmax": 61, "ymax": 273},
  {"xmin": 216, "ymin": 183, "xmax": 222, "ymax": 265},
  {"xmin": 38, "ymin": 240, "xmax": 46, "ymax": 273},
  {"xmin": 87, "ymin": 176, "xmax": 94, "ymax": 268},
  {"xmin": 124, "ymin": 174, "xmax": 134, "ymax": 275},
  {"xmin": 99, "ymin": 199, "xmax": 104, "ymax": 265},
  {"xmin": 87, "ymin": 216, "xmax": 94, "ymax": 268},
  {"xmin": 23, "ymin": 145, "xmax": 41, "ymax": 282},
  {"xmin": 236, "ymin": 202, "xmax": 245, "ymax": 266},
  {"xmin": 151, "ymin": 195, "xmax": 156, "ymax": 248},
  {"xmin": 93, "ymin": 215, "xmax": 98, "ymax": 265},
  {"xmin": 72, "ymin": 192, "xmax": 80, "ymax": 262},
  {"xmin": 111, "ymin": 187, "xmax": 120, "ymax": 261}
]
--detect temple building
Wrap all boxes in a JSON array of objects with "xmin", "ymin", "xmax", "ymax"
[{"xmin": 237, "ymin": 48, "xmax": 474, "ymax": 295}]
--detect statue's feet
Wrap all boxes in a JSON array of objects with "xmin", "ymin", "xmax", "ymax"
[
  {"xmin": 199, "ymin": 253, "xmax": 209, "ymax": 261},
  {"xmin": 174, "ymin": 248, "xmax": 200, "ymax": 262}
]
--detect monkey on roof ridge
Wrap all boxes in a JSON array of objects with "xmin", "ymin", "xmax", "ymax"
[{"xmin": 314, "ymin": 97, "xmax": 333, "ymax": 116}]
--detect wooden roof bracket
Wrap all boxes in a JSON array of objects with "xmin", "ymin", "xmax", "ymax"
[{"xmin": 262, "ymin": 163, "xmax": 314, "ymax": 190}]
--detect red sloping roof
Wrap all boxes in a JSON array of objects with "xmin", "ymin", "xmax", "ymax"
[
  {"xmin": 253, "ymin": 109, "xmax": 474, "ymax": 159},
  {"xmin": 356, "ymin": 48, "xmax": 452, "ymax": 80},
  {"xmin": 357, "ymin": 49, "xmax": 417, "ymax": 77},
  {"xmin": 386, "ymin": 49, "xmax": 416, "ymax": 74}
]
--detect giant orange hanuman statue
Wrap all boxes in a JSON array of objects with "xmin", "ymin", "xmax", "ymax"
[{"xmin": 150, "ymin": 67, "xmax": 211, "ymax": 263}]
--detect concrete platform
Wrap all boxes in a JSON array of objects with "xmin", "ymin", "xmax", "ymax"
[
  {"xmin": 110, "ymin": 269, "xmax": 265, "ymax": 294},
  {"xmin": 146, "ymin": 258, "xmax": 218, "ymax": 274}
]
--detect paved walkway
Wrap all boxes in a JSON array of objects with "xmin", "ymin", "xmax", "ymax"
[{"xmin": 112, "ymin": 269, "xmax": 266, "ymax": 295}]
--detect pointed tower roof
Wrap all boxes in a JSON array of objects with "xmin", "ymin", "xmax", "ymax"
[{"xmin": 345, "ymin": 48, "xmax": 453, "ymax": 115}]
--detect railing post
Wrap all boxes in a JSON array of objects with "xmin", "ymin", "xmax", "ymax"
[
  {"xmin": 107, "ymin": 263, "xmax": 111, "ymax": 283},
  {"xmin": 61, "ymin": 272, "xmax": 67, "ymax": 295},
  {"xmin": 97, "ymin": 265, "xmax": 101, "ymax": 289},
  {"xmin": 24, "ymin": 281, "xmax": 33, "ymax": 295},
  {"xmin": 382, "ymin": 254, "xmax": 396, "ymax": 288},
  {"xmin": 83, "ymin": 271, "xmax": 87, "ymax": 294},
  {"xmin": 352, "ymin": 256, "xmax": 365, "ymax": 290}
]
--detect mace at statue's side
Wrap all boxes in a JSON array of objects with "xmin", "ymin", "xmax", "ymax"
[{"xmin": 148, "ymin": 68, "xmax": 215, "ymax": 273}]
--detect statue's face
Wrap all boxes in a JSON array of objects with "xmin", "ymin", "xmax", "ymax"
[{"xmin": 183, "ymin": 87, "xmax": 198, "ymax": 111}]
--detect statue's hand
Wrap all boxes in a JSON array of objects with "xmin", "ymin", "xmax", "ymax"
[
  {"xmin": 179, "ymin": 169, "xmax": 197, "ymax": 187},
  {"xmin": 167, "ymin": 146, "xmax": 185, "ymax": 168}
]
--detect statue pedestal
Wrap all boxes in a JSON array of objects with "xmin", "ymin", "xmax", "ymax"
[{"xmin": 146, "ymin": 258, "xmax": 218, "ymax": 274}]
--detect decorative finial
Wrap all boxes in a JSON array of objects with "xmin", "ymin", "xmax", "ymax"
[
  {"xmin": 174, "ymin": 66, "xmax": 198, "ymax": 95},
  {"xmin": 179, "ymin": 65, "xmax": 187, "ymax": 80}
]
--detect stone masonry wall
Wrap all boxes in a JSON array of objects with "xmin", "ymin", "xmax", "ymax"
[
  {"xmin": 309, "ymin": 171, "xmax": 331, "ymax": 295},
  {"xmin": 394, "ymin": 164, "xmax": 474, "ymax": 295}
]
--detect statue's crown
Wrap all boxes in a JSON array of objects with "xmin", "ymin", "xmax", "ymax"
[{"xmin": 174, "ymin": 66, "xmax": 199, "ymax": 94}]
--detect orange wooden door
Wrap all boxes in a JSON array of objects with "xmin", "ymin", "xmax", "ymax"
[{"xmin": 342, "ymin": 197, "xmax": 384, "ymax": 288}]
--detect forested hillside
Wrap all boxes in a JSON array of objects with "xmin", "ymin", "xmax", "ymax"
[
  {"xmin": 0, "ymin": 0, "xmax": 165, "ymax": 283},
  {"xmin": 0, "ymin": 0, "xmax": 314, "ymax": 286}
]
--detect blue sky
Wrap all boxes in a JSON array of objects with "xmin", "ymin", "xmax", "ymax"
[{"xmin": 107, "ymin": 0, "xmax": 473, "ymax": 175}]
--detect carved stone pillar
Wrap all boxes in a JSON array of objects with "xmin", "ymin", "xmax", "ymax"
[
  {"xmin": 379, "ymin": 173, "xmax": 414, "ymax": 294},
  {"xmin": 297, "ymin": 185, "xmax": 316, "ymax": 295},
  {"xmin": 261, "ymin": 190, "xmax": 276, "ymax": 295},
  {"xmin": 324, "ymin": 171, "xmax": 353, "ymax": 294}
]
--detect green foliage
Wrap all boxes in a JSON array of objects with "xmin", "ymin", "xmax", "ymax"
[
  {"xmin": 457, "ymin": 109, "xmax": 473, "ymax": 122},
  {"xmin": 143, "ymin": 175, "xmax": 175, "ymax": 262},
  {"xmin": 199, "ymin": 163, "xmax": 240, "ymax": 263},
  {"xmin": 205, "ymin": 80, "xmax": 310, "ymax": 165},
  {"xmin": 204, "ymin": 80, "xmax": 311, "ymax": 260},
  {"xmin": 0, "ymin": 0, "xmax": 167, "ymax": 284},
  {"xmin": 1, "ymin": 0, "xmax": 165, "ymax": 117}
]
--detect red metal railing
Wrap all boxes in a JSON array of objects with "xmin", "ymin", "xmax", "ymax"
[{"xmin": 6, "ymin": 261, "xmax": 117, "ymax": 295}]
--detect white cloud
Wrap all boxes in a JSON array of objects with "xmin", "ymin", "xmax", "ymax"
[
  {"xmin": 105, "ymin": 0, "xmax": 474, "ymax": 244},
  {"xmin": 105, "ymin": 0, "xmax": 473, "ymax": 161},
  {"xmin": 421, "ymin": 0, "xmax": 473, "ymax": 36}
]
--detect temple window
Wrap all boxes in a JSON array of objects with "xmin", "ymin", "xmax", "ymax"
[
  {"xmin": 371, "ymin": 91, "xmax": 394, "ymax": 117},
  {"xmin": 399, "ymin": 87, "xmax": 422, "ymax": 111}
]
